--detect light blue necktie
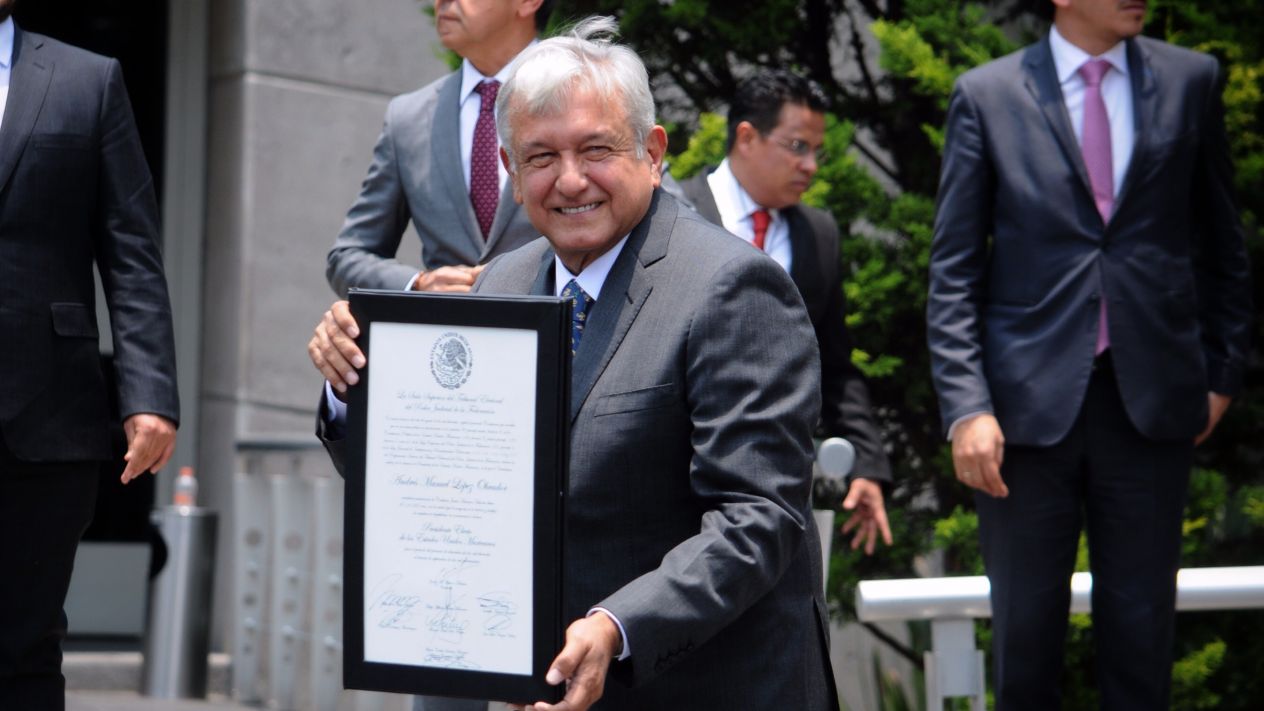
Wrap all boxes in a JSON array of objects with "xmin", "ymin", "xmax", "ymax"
[{"xmin": 560, "ymin": 279, "xmax": 593, "ymax": 356}]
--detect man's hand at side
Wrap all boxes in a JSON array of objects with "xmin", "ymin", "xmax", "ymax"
[
  {"xmin": 840, "ymin": 477, "xmax": 893, "ymax": 555},
  {"xmin": 307, "ymin": 300, "xmax": 366, "ymax": 399},
  {"xmin": 1195, "ymin": 392, "xmax": 1232, "ymax": 445},
  {"xmin": 952, "ymin": 413, "xmax": 1008, "ymax": 498},
  {"xmin": 120, "ymin": 413, "xmax": 177, "ymax": 483}
]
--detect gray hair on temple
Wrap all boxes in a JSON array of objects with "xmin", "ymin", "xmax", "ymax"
[{"xmin": 495, "ymin": 16, "xmax": 656, "ymax": 168}]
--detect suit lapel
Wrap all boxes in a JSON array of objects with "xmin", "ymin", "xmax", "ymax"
[
  {"xmin": 568, "ymin": 191, "xmax": 670, "ymax": 422},
  {"xmin": 433, "ymin": 72, "xmax": 486, "ymax": 257},
  {"xmin": 682, "ymin": 172, "xmax": 723, "ymax": 225},
  {"xmin": 1023, "ymin": 38, "xmax": 1097, "ymax": 218},
  {"xmin": 1112, "ymin": 38, "xmax": 1156, "ymax": 217},
  {"xmin": 782, "ymin": 206, "xmax": 819, "ymax": 299},
  {"xmin": 0, "ymin": 28, "xmax": 53, "ymax": 197},
  {"xmin": 481, "ymin": 180, "xmax": 519, "ymax": 257}
]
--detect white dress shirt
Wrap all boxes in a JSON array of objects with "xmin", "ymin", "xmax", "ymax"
[
  {"xmin": 705, "ymin": 159, "xmax": 793, "ymax": 273},
  {"xmin": 1049, "ymin": 24, "xmax": 1135, "ymax": 199},
  {"xmin": 0, "ymin": 18, "xmax": 15, "ymax": 134},
  {"xmin": 552, "ymin": 235, "xmax": 628, "ymax": 301}
]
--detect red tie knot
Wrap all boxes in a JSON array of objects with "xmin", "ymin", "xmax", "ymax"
[
  {"xmin": 750, "ymin": 208, "xmax": 772, "ymax": 251},
  {"xmin": 477, "ymin": 80, "xmax": 501, "ymax": 113}
]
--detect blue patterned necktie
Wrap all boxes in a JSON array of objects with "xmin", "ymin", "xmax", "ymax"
[{"xmin": 560, "ymin": 279, "xmax": 593, "ymax": 355}]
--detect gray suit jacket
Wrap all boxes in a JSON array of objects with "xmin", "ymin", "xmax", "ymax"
[
  {"xmin": 0, "ymin": 27, "xmax": 179, "ymax": 461},
  {"xmin": 680, "ymin": 171, "xmax": 892, "ymax": 486},
  {"xmin": 477, "ymin": 191, "xmax": 836, "ymax": 709},
  {"xmin": 928, "ymin": 35, "xmax": 1252, "ymax": 445},
  {"xmin": 319, "ymin": 191, "xmax": 837, "ymax": 709},
  {"xmin": 326, "ymin": 70, "xmax": 539, "ymax": 296}
]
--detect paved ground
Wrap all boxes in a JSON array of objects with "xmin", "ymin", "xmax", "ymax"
[{"xmin": 67, "ymin": 691, "xmax": 257, "ymax": 711}]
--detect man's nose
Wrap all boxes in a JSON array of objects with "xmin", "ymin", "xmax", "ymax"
[{"xmin": 555, "ymin": 156, "xmax": 589, "ymax": 194}]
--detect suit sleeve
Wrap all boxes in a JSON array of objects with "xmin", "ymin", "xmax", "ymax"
[
  {"xmin": 1190, "ymin": 58, "xmax": 1253, "ymax": 395},
  {"xmin": 326, "ymin": 99, "xmax": 417, "ymax": 297},
  {"xmin": 597, "ymin": 253, "xmax": 821, "ymax": 686},
  {"xmin": 927, "ymin": 79, "xmax": 995, "ymax": 437},
  {"xmin": 94, "ymin": 58, "xmax": 180, "ymax": 424},
  {"xmin": 811, "ymin": 211, "xmax": 891, "ymax": 486}
]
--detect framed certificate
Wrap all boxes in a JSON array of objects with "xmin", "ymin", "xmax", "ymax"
[{"xmin": 342, "ymin": 289, "xmax": 568, "ymax": 704}]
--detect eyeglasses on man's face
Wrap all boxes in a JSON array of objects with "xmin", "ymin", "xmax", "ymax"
[{"xmin": 767, "ymin": 134, "xmax": 828, "ymax": 164}]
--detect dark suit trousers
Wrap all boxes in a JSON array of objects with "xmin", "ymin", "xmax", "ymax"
[
  {"xmin": 976, "ymin": 357, "xmax": 1192, "ymax": 711},
  {"xmin": 0, "ymin": 434, "xmax": 98, "ymax": 711}
]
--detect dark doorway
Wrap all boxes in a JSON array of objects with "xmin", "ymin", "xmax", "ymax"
[{"xmin": 13, "ymin": 1, "xmax": 170, "ymax": 543}]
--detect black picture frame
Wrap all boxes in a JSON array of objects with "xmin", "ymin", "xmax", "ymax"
[{"xmin": 342, "ymin": 289, "xmax": 568, "ymax": 704}]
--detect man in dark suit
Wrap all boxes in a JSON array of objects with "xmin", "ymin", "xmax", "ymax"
[
  {"xmin": 311, "ymin": 17, "xmax": 838, "ymax": 711},
  {"xmin": 681, "ymin": 70, "xmax": 893, "ymax": 553},
  {"xmin": 927, "ymin": 1, "xmax": 1252, "ymax": 708},
  {"xmin": 0, "ymin": 4, "xmax": 180, "ymax": 708},
  {"xmin": 326, "ymin": 0, "xmax": 553, "ymax": 297}
]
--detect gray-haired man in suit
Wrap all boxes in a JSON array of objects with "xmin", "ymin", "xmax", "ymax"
[
  {"xmin": 311, "ymin": 17, "xmax": 839, "ymax": 711},
  {"xmin": 326, "ymin": 0, "xmax": 553, "ymax": 297},
  {"xmin": 928, "ymin": 0, "xmax": 1252, "ymax": 708}
]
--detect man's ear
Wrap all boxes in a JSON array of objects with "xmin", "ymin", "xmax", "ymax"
[
  {"xmin": 501, "ymin": 146, "xmax": 524, "ymax": 204},
  {"xmin": 646, "ymin": 125, "xmax": 668, "ymax": 187},
  {"xmin": 518, "ymin": 0, "xmax": 545, "ymax": 21}
]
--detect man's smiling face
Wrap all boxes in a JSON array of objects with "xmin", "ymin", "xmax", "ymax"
[{"xmin": 503, "ymin": 85, "xmax": 666, "ymax": 274}]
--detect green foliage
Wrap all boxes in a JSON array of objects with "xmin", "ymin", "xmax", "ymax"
[
  {"xmin": 1172, "ymin": 640, "xmax": 1227, "ymax": 710},
  {"xmin": 667, "ymin": 112, "xmax": 726, "ymax": 181},
  {"xmin": 932, "ymin": 506, "xmax": 981, "ymax": 574}
]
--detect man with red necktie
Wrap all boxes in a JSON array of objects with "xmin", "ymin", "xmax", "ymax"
[
  {"xmin": 325, "ymin": 0, "xmax": 554, "ymax": 299},
  {"xmin": 927, "ymin": 1, "xmax": 1252, "ymax": 708},
  {"xmin": 681, "ymin": 70, "xmax": 894, "ymax": 554}
]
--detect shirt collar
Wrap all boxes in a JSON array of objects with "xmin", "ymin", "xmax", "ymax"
[
  {"xmin": 459, "ymin": 39, "xmax": 537, "ymax": 105},
  {"xmin": 0, "ymin": 18, "xmax": 14, "ymax": 70},
  {"xmin": 712, "ymin": 158, "xmax": 777, "ymax": 223},
  {"xmin": 1049, "ymin": 24, "xmax": 1130, "ymax": 84},
  {"xmin": 553, "ymin": 234, "xmax": 630, "ymax": 301}
]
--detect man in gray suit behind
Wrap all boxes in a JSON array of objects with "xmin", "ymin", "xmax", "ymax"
[
  {"xmin": 326, "ymin": 0, "xmax": 553, "ymax": 297},
  {"xmin": 928, "ymin": 1, "xmax": 1252, "ymax": 708},
  {"xmin": 311, "ymin": 17, "xmax": 838, "ymax": 711}
]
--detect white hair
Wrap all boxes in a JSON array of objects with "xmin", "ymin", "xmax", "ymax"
[{"xmin": 495, "ymin": 16, "xmax": 656, "ymax": 168}]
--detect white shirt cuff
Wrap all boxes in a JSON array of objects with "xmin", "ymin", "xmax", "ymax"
[
  {"xmin": 587, "ymin": 607, "xmax": 630, "ymax": 661},
  {"xmin": 324, "ymin": 381, "xmax": 348, "ymax": 424}
]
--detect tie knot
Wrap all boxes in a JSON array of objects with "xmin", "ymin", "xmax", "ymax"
[
  {"xmin": 1078, "ymin": 59, "xmax": 1111, "ymax": 87},
  {"xmin": 561, "ymin": 279, "xmax": 592, "ymax": 311},
  {"xmin": 477, "ymin": 80, "xmax": 500, "ymax": 111},
  {"xmin": 750, "ymin": 208, "xmax": 771, "ymax": 233}
]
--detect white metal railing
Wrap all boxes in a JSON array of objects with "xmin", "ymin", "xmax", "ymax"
[{"xmin": 855, "ymin": 566, "xmax": 1264, "ymax": 709}]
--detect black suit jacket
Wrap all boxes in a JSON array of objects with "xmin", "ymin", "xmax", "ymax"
[
  {"xmin": 928, "ymin": 35, "xmax": 1252, "ymax": 446},
  {"xmin": 0, "ymin": 27, "xmax": 179, "ymax": 461},
  {"xmin": 681, "ymin": 171, "xmax": 892, "ymax": 484}
]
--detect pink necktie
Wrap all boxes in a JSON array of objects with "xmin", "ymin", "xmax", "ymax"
[
  {"xmin": 470, "ymin": 80, "xmax": 501, "ymax": 240},
  {"xmin": 1079, "ymin": 59, "xmax": 1112, "ymax": 354},
  {"xmin": 750, "ymin": 209, "xmax": 771, "ymax": 251}
]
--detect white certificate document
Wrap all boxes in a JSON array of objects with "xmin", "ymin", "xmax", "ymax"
[{"xmin": 362, "ymin": 322, "xmax": 538, "ymax": 674}]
